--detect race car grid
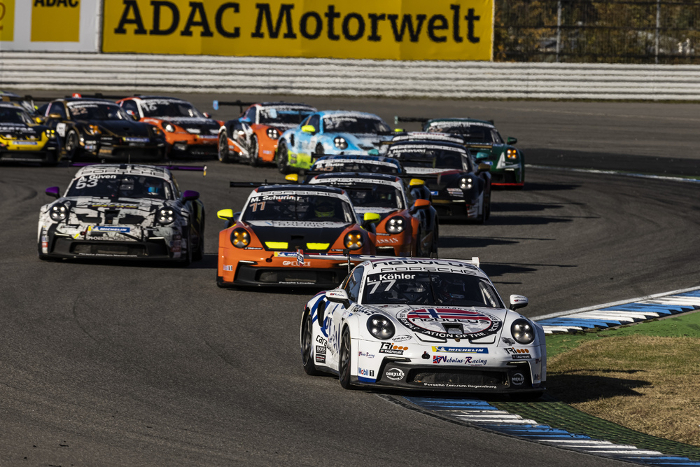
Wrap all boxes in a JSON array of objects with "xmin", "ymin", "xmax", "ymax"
[{"xmin": 380, "ymin": 286, "xmax": 700, "ymax": 466}]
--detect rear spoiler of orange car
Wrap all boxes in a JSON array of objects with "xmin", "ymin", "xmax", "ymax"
[
  {"xmin": 71, "ymin": 162, "xmax": 207, "ymax": 175},
  {"xmin": 212, "ymin": 100, "xmax": 256, "ymax": 113}
]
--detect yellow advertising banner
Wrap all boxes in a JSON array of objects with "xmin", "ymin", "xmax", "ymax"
[
  {"xmin": 102, "ymin": 0, "xmax": 493, "ymax": 60},
  {"xmin": 0, "ymin": 0, "xmax": 15, "ymax": 41},
  {"xmin": 31, "ymin": 0, "xmax": 81, "ymax": 42}
]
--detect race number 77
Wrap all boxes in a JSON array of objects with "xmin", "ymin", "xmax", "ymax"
[{"xmin": 366, "ymin": 279, "xmax": 395, "ymax": 294}]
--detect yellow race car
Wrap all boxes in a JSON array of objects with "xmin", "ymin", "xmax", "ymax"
[{"xmin": 0, "ymin": 101, "xmax": 61, "ymax": 165}]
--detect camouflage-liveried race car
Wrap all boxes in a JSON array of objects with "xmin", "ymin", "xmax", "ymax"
[{"xmin": 38, "ymin": 164, "xmax": 205, "ymax": 264}]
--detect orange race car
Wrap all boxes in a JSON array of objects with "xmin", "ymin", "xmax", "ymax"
[
  {"xmin": 217, "ymin": 183, "xmax": 377, "ymax": 287},
  {"xmin": 213, "ymin": 100, "xmax": 316, "ymax": 166},
  {"xmin": 117, "ymin": 96, "xmax": 223, "ymax": 158}
]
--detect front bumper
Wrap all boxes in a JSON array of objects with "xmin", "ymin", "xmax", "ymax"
[
  {"xmin": 168, "ymin": 135, "xmax": 219, "ymax": 158},
  {"xmin": 430, "ymin": 198, "xmax": 479, "ymax": 220}
]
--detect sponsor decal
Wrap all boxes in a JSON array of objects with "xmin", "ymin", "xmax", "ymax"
[
  {"xmin": 223, "ymin": 265, "xmax": 233, "ymax": 271},
  {"xmin": 358, "ymin": 351, "xmax": 375, "ymax": 358},
  {"xmin": 32, "ymin": 0, "xmax": 81, "ymax": 42},
  {"xmin": 392, "ymin": 335, "xmax": 412, "ymax": 342},
  {"xmin": 504, "ymin": 347, "xmax": 531, "ymax": 359},
  {"xmin": 422, "ymin": 383, "xmax": 497, "ymax": 389},
  {"xmin": 464, "ymin": 357, "xmax": 488, "ymax": 366},
  {"xmin": 385, "ymin": 368, "xmax": 404, "ymax": 381},
  {"xmin": 316, "ymin": 335, "xmax": 327, "ymax": 346},
  {"xmin": 316, "ymin": 354, "xmax": 326, "ymax": 363},
  {"xmin": 432, "ymin": 346, "xmax": 488, "ymax": 354},
  {"xmin": 358, "ymin": 367, "xmax": 375, "ymax": 377},
  {"xmin": 379, "ymin": 343, "xmax": 408, "ymax": 355},
  {"xmin": 123, "ymin": 137, "xmax": 150, "ymax": 143},
  {"xmin": 447, "ymin": 188, "xmax": 464, "ymax": 197},
  {"xmin": 397, "ymin": 307, "xmax": 501, "ymax": 340},
  {"xmin": 377, "ymin": 237, "xmax": 399, "ymax": 244},
  {"xmin": 102, "ymin": 0, "xmax": 494, "ymax": 61},
  {"xmin": 88, "ymin": 204, "xmax": 138, "ymax": 209},
  {"xmin": 433, "ymin": 355, "xmax": 463, "ymax": 364},
  {"xmin": 377, "ymin": 273, "xmax": 414, "ymax": 280},
  {"xmin": 282, "ymin": 260, "xmax": 311, "ymax": 267},
  {"xmin": 94, "ymin": 226, "xmax": 130, "ymax": 233},
  {"xmin": 511, "ymin": 372, "xmax": 525, "ymax": 386},
  {"xmin": 316, "ymin": 345, "xmax": 326, "ymax": 355}
]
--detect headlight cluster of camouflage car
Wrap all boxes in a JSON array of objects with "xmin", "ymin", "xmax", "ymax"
[{"xmin": 22, "ymin": 90, "xmax": 542, "ymax": 398}]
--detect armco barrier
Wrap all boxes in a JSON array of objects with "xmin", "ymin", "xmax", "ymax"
[{"xmin": 4, "ymin": 52, "xmax": 700, "ymax": 100}]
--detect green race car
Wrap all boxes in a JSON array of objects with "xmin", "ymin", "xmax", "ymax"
[{"xmin": 395, "ymin": 117, "xmax": 524, "ymax": 188}]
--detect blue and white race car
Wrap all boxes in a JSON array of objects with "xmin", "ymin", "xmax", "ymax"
[
  {"xmin": 300, "ymin": 257, "xmax": 546, "ymax": 397},
  {"xmin": 276, "ymin": 111, "xmax": 394, "ymax": 173}
]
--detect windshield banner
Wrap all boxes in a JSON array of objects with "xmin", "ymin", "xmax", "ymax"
[{"xmin": 102, "ymin": 0, "xmax": 493, "ymax": 61}]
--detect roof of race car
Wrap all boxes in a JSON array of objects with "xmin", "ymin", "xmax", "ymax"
[
  {"xmin": 318, "ymin": 110, "xmax": 384, "ymax": 120},
  {"xmin": 131, "ymin": 96, "xmax": 189, "ymax": 103},
  {"xmin": 60, "ymin": 98, "xmax": 115, "ymax": 104},
  {"xmin": 0, "ymin": 102, "xmax": 26, "ymax": 110},
  {"xmin": 255, "ymin": 184, "xmax": 344, "ymax": 195},
  {"xmin": 73, "ymin": 164, "xmax": 172, "ymax": 180},
  {"xmin": 361, "ymin": 257, "xmax": 486, "ymax": 278},
  {"xmin": 426, "ymin": 118, "xmax": 496, "ymax": 129},
  {"xmin": 256, "ymin": 102, "xmax": 316, "ymax": 109},
  {"xmin": 387, "ymin": 140, "xmax": 469, "ymax": 153}
]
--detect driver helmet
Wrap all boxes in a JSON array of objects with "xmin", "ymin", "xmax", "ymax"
[
  {"xmin": 314, "ymin": 198, "xmax": 336, "ymax": 218},
  {"xmin": 143, "ymin": 178, "xmax": 161, "ymax": 196}
]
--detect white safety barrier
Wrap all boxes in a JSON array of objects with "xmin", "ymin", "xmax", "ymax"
[{"xmin": 3, "ymin": 52, "xmax": 700, "ymax": 100}]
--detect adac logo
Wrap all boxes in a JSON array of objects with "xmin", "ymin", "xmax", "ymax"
[{"xmin": 33, "ymin": 0, "xmax": 79, "ymax": 6}]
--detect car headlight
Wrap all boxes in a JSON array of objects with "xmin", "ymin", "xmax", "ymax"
[
  {"xmin": 386, "ymin": 216, "xmax": 404, "ymax": 234},
  {"xmin": 86, "ymin": 124, "xmax": 101, "ymax": 136},
  {"xmin": 344, "ymin": 231, "xmax": 363, "ymax": 250},
  {"xmin": 507, "ymin": 148, "xmax": 518, "ymax": 160},
  {"xmin": 156, "ymin": 207, "xmax": 175, "ymax": 225},
  {"xmin": 267, "ymin": 128, "xmax": 279, "ymax": 140},
  {"xmin": 459, "ymin": 177, "xmax": 473, "ymax": 190},
  {"xmin": 367, "ymin": 314, "xmax": 395, "ymax": 340},
  {"xmin": 163, "ymin": 122, "xmax": 176, "ymax": 133},
  {"xmin": 45, "ymin": 129, "xmax": 56, "ymax": 139},
  {"xmin": 152, "ymin": 127, "xmax": 164, "ymax": 137},
  {"xmin": 49, "ymin": 203, "xmax": 68, "ymax": 221},
  {"xmin": 334, "ymin": 137, "xmax": 348, "ymax": 149},
  {"xmin": 231, "ymin": 228, "xmax": 250, "ymax": 248},
  {"xmin": 511, "ymin": 319, "xmax": 535, "ymax": 345}
]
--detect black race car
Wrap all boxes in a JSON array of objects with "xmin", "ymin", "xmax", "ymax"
[
  {"xmin": 0, "ymin": 102, "xmax": 61, "ymax": 165},
  {"xmin": 38, "ymin": 98, "xmax": 166, "ymax": 161}
]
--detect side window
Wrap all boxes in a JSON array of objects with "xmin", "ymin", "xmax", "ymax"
[
  {"xmin": 491, "ymin": 130, "xmax": 503, "ymax": 144},
  {"xmin": 49, "ymin": 102, "xmax": 67, "ymax": 119},
  {"xmin": 243, "ymin": 106, "xmax": 257, "ymax": 123},
  {"xmin": 300, "ymin": 115, "xmax": 311, "ymax": 127},
  {"xmin": 344, "ymin": 266, "xmax": 364, "ymax": 302},
  {"xmin": 170, "ymin": 177, "xmax": 181, "ymax": 199},
  {"xmin": 121, "ymin": 100, "xmax": 140, "ymax": 118},
  {"xmin": 308, "ymin": 114, "xmax": 320, "ymax": 132}
]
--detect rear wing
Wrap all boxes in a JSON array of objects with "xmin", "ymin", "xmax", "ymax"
[
  {"xmin": 230, "ymin": 180, "xmax": 293, "ymax": 188},
  {"xmin": 285, "ymin": 251, "xmax": 480, "ymax": 273},
  {"xmin": 71, "ymin": 162, "xmax": 207, "ymax": 176},
  {"xmin": 212, "ymin": 100, "xmax": 256, "ymax": 113},
  {"xmin": 394, "ymin": 116, "xmax": 495, "ymax": 126}
]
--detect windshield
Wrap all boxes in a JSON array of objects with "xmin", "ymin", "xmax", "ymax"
[
  {"xmin": 428, "ymin": 125, "xmax": 501, "ymax": 144},
  {"xmin": 243, "ymin": 193, "xmax": 356, "ymax": 223},
  {"xmin": 0, "ymin": 107, "xmax": 33, "ymax": 125},
  {"xmin": 140, "ymin": 99, "xmax": 204, "ymax": 118},
  {"xmin": 323, "ymin": 116, "xmax": 391, "ymax": 134},
  {"xmin": 259, "ymin": 107, "xmax": 313, "ymax": 124},
  {"xmin": 66, "ymin": 174, "xmax": 173, "ymax": 200},
  {"xmin": 312, "ymin": 160, "xmax": 400, "ymax": 174},
  {"xmin": 389, "ymin": 148, "xmax": 465, "ymax": 170},
  {"xmin": 68, "ymin": 102, "xmax": 131, "ymax": 121},
  {"xmin": 362, "ymin": 271, "xmax": 503, "ymax": 307},
  {"xmin": 336, "ymin": 184, "xmax": 403, "ymax": 209}
]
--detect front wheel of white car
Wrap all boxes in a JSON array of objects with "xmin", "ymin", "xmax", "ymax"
[
  {"xmin": 339, "ymin": 326, "xmax": 353, "ymax": 389},
  {"xmin": 301, "ymin": 310, "xmax": 320, "ymax": 376}
]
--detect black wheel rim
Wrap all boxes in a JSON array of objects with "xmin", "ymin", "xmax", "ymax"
[
  {"xmin": 340, "ymin": 330, "xmax": 350, "ymax": 382},
  {"xmin": 301, "ymin": 314, "xmax": 312, "ymax": 365}
]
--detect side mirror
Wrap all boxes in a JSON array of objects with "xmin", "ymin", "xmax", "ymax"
[
  {"xmin": 412, "ymin": 199, "xmax": 430, "ymax": 210},
  {"xmin": 478, "ymin": 162, "xmax": 492, "ymax": 173},
  {"xmin": 182, "ymin": 190, "xmax": 199, "ymax": 202},
  {"xmin": 509, "ymin": 294, "xmax": 528, "ymax": 311},
  {"xmin": 301, "ymin": 125, "xmax": 316, "ymax": 134},
  {"xmin": 327, "ymin": 288, "xmax": 350, "ymax": 306},
  {"xmin": 203, "ymin": 112, "xmax": 211, "ymax": 118},
  {"xmin": 363, "ymin": 212, "xmax": 381, "ymax": 223},
  {"xmin": 475, "ymin": 151, "xmax": 490, "ymax": 159},
  {"xmin": 48, "ymin": 113, "xmax": 62, "ymax": 119},
  {"xmin": 507, "ymin": 137, "xmax": 518, "ymax": 145},
  {"xmin": 35, "ymin": 116, "xmax": 45, "ymax": 124},
  {"xmin": 409, "ymin": 178, "xmax": 425, "ymax": 187},
  {"xmin": 285, "ymin": 174, "xmax": 299, "ymax": 183},
  {"xmin": 45, "ymin": 186, "xmax": 60, "ymax": 199},
  {"xmin": 394, "ymin": 128, "xmax": 404, "ymax": 133},
  {"xmin": 217, "ymin": 208, "xmax": 234, "ymax": 220}
]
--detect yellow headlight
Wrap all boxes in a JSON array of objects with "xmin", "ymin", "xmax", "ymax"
[
  {"xmin": 231, "ymin": 229, "xmax": 250, "ymax": 248},
  {"xmin": 506, "ymin": 149, "xmax": 517, "ymax": 160},
  {"xmin": 344, "ymin": 232, "xmax": 363, "ymax": 250},
  {"xmin": 87, "ymin": 124, "xmax": 101, "ymax": 136}
]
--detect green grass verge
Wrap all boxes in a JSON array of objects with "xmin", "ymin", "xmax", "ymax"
[{"xmin": 545, "ymin": 311, "xmax": 700, "ymax": 359}]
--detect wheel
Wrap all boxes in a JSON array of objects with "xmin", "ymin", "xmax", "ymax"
[
  {"xmin": 430, "ymin": 224, "xmax": 439, "ymax": 258},
  {"xmin": 192, "ymin": 211, "xmax": 205, "ymax": 262},
  {"xmin": 218, "ymin": 132, "xmax": 230, "ymax": 163},
  {"xmin": 41, "ymin": 150, "xmax": 59, "ymax": 167},
  {"xmin": 415, "ymin": 227, "xmax": 428, "ymax": 257},
  {"xmin": 315, "ymin": 143, "xmax": 324, "ymax": 156},
  {"xmin": 180, "ymin": 229, "xmax": 192, "ymax": 266},
  {"xmin": 485, "ymin": 197, "xmax": 491, "ymax": 221},
  {"xmin": 277, "ymin": 140, "xmax": 290, "ymax": 174},
  {"xmin": 249, "ymin": 135, "xmax": 260, "ymax": 167},
  {"xmin": 301, "ymin": 310, "xmax": 321, "ymax": 376},
  {"xmin": 65, "ymin": 130, "xmax": 79, "ymax": 161},
  {"xmin": 339, "ymin": 326, "xmax": 353, "ymax": 389}
]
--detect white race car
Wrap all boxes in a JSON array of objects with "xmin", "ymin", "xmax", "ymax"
[{"xmin": 300, "ymin": 257, "xmax": 546, "ymax": 397}]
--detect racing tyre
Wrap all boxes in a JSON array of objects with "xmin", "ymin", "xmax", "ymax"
[
  {"xmin": 181, "ymin": 229, "xmax": 193, "ymax": 267},
  {"xmin": 430, "ymin": 224, "xmax": 439, "ymax": 258},
  {"xmin": 249, "ymin": 135, "xmax": 260, "ymax": 167},
  {"xmin": 218, "ymin": 132, "xmax": 230, "ymax": 163},
  {"xmin": 277, "ymin": 140, "xmax": 290, "ymax": 174},
  {"xmin": 339, "ymin": 326, "xmax": 353, "ymax": 389},
  {"xmin": 193, "ymin": 214, "xmax": 205, "ymax": 262},
  {"xmin": 301, "ymin": 310, "xmax": 320, "ymax": 376},
  {"xmin": 315, "ymin": 144, "xmax": 324, "ymax": 156},
  {"xmin": 65, "ymin": 130, "xmax": 80, "ymax": 161}
]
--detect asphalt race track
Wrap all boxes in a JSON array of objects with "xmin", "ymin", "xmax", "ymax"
[{"xmin": 1, "ymin": 95, "xmax": 700, "ymax": 466}]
